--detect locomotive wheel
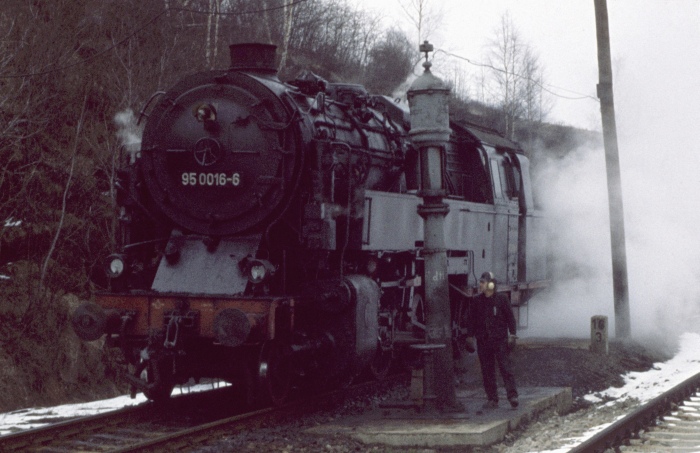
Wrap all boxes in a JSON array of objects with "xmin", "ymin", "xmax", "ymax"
[
  {"xmin": 258, "ymin": 340, "xmax": 292, "ymax": 406},
  {"xmin": 230, "ymin": 364, "xmax": 256, "ymax": 410},
  {"xmin": 369, "ymin": 345, "xmax": 393, "ymax": 380},
  {"xmin": 140, "ymin": 358, "xmax": 175, "ymax": 402}
]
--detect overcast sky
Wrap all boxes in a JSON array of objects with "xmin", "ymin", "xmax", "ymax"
[{"xmin": 353, "ymin": 0, "xmax": 700, "ymax": 131}]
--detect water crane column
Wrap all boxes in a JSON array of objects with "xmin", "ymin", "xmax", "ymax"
[{"xmin": 407, "ymin": 41, "xmax": 459, "ymax": 412}]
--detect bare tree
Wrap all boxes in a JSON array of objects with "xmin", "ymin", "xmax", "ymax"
[
  {"xmin": 40, "ymin": 96, "xmax": 88, "ymax": 292},
  {"xmin": 281, "ymin": 0, "xmax": 382, "ymax": 80},
  {"xmin": 397, "ymin": 0, "xmax": 443, "ymax": 46},
  {"xmin": 519, "ymin": 45, "xmax": 553, "ymax": 144},
  {"xmin": 278, "ymin": 0, "xmax": 295, "ymax": 71},
  {"xmin": 486, "ymin": 12, "xmax": 522, "ymax": 139},
  {"xmin": 446, "ymin": 59, "xmax": 471, "ymax": 102},
  {"xmin": 205, "ymin": 0, "xmax": 222, "ymax": 68},
  {"xmin": 484, "ymin": 12, "xmax": 549, "ymax": 140},
  {"xmin": 363, "ymin": 28, "xmax": 414, "ymax": 95}
]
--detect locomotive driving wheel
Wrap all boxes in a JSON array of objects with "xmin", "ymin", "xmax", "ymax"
[
  {"xmin": 137, "ymin": 357, "xmax": 175, "ymax": 402},
  {"xmin": 229, "ymin": 363, "xmax": 256, "ymax": 410},
  {"xmin": 369, "ymin": 345, "xmax": 393, "ymax": 380},
  {"xmin": 258, "ymin": 340, "xmax": 292, "ymax": 406},
  {"xmin": 369, "ymin": 317, "xmax": 393, "ymax": 380}
]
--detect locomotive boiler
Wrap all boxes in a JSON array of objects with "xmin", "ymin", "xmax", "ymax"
[{"xmin": 72, "ymin": 43, "xmax": 548, "ymax": 404}]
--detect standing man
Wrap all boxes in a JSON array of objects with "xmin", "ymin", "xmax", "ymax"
[{"xmin": 467, "ymin": 271, "xmax": 519, "ymax": 409}]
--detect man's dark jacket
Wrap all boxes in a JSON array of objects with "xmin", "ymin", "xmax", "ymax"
[{"xmin": 467, "ymin": 293, "xmax": 516, "ymax": 342}]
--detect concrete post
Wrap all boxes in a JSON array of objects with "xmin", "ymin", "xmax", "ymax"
[
  {"xmin": 590, "ymin": 315, "xmax": 609, "ymax": 354},
  {"xmin": 407, "ymin": 41, "xmax": 459, "ymax": 412}
]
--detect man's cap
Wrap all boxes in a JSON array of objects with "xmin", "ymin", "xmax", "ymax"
[{"xmin": 479, "ymin": 271, "xmax": 495, "ymax": 282}]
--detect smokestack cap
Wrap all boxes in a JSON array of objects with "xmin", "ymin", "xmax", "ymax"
[{"xmin": 229, "ymin": 43, "xmax": 278, "ymax": 74}]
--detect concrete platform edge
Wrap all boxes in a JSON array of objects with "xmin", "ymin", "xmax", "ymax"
[{"xmin": 306, "ymin": 386, "xmax": 572, "ymax": 447}]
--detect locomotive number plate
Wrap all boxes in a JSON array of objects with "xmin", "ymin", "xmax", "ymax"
[{"xmin": 181, "ymin": 172, "xmax": 241, "ymax": 187}]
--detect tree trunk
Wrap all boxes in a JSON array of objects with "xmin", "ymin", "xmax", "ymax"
[{"xmin": 278, "ymin": 0, "xmax": 294, "ymax": 71}]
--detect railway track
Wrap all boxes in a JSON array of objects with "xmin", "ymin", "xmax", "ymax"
[
  {"xmin": 0, "ymin": 384, "xmax": 243, "ymax": 452},
  {"xmin": 570, "ymin": 371, "xmax": 700, "ymax": 453},
  {"xmin": 0, "ymin": 376, "xmax": 402, "ymax": 452}
]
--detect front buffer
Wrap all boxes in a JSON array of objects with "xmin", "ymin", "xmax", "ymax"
[{"xmin": 71, "ymin": 274, "xmax": 380, "ymax": 403}]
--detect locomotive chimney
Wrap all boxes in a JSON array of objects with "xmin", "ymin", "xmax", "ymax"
[{"xmin": 229, "ymin": 43, "xmax": 278, "ymax": 75}]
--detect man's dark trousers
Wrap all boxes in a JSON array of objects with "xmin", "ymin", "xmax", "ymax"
[{"xmin": 476, "ymin": 338, "xmax": 517, "ymax": 402}]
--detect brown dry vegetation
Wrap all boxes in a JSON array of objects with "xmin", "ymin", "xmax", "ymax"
[{"xmin": 0, "ymin": 262, "xmax": 122, "ymax": 412}]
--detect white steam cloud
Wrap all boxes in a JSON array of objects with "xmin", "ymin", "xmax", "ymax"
[
  {"xmin": 527, "ymin": 133, "xmax": 700, "ymax": 342},
  {"xmin": 525, "ymin": 143, "xmax": 615, "ymax": 338},
  {"xmin": 525, "ymin": 7, "xmax": 700, "ymax": 343},
  {"xmin": 114, "ymin": 109, "xmax": 143, "ymax": 161}
]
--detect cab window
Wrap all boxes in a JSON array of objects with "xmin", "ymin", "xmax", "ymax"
[
  {"xmin": 490, "ymin": 159, "xmax": 503, "ymax": 199},
  {"xmin": 500, "ymin": 157, "xmax": 520, "ymax": 199}
]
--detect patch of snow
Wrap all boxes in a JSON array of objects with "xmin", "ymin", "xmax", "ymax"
[
  {"xmin": 585, "ymin": 332, "xmax": 700, "ymax": 406},
  {"xmin": 4, "ymin": 218, "xmax": 21, "ymax": 227},
  {"xmin": 523, "ymin": 332, "xmax": 700, "ymax": 453},
  {"xmin": 0, "ymin": 381, "xmax": 227, "ymax": 436}
]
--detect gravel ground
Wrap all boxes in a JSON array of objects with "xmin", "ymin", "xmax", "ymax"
[
  {"xmin": 497, "ymin": 397, "xmax": 639, "ymax": 453},
  {"xmin": 198, "ymin": 337, "xmax": 673, "ymax": 453}
]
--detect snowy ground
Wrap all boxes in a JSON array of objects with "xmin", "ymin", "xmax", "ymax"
[
  {"xmin": 0, "ymin": 381, "xmax": 227, "ymax": 435},
  {"xmin": 511, "ymin": 332, "xmax": 700, "ymax": 453},
  {"xmin": 2, "ymin": 333, "xmax": 700, "ymax": 452}
]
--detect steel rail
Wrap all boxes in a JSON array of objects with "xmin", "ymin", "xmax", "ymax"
[
  {"xmin": 113, "ymin": 375, "xmax": 405, "ymax": 452},
  {"xmin": 0, "ymin": 385, "xmax": 236, "ymax": 452},
  {"xmin": 0, "ymin": 374, "xmax": 404, "ymax": 452},
  {"xmin": 0, "ymin": 403, "xmax": 157, "ymax": 451},
  {"xmin": 113, "ymin": 405, "xmax": 278, "ymax": 452},
  {"xmin": 568, "ymin": 370, "xmax": 700, "ymax": 453}
]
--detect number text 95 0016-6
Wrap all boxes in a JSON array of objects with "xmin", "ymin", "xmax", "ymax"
[{"xmin": 181, "ymin": 172, "xmax": 241, "ymax": 187}]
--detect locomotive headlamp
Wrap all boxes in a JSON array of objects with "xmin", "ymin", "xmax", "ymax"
[
  {"xmin": 246, "ymin": 259, "xmax": 275, "ymax": 284},
  {"xmin": 104, "ymin": 254, "xmax": 127, "ymax": 279},
  {"xmin": 366, "ymin": 257, "xmax": 378, "ymax": 275}
]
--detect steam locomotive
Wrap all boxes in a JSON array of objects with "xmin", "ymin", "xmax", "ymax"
[{"xmin": 72, "ymin": 43, "xmax": 548, "ymax": 404}]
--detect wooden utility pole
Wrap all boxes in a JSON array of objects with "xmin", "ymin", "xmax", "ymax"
[{"xmin": 594, "ymin": 0, "xmax": 631, "ymax": 338}]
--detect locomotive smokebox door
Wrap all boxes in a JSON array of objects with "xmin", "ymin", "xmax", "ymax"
[{"xmin": 139, "ymin": 44, "xmax": 302, "ymax": 237}]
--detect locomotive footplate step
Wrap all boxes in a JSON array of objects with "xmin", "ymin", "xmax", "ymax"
[{"xmin": 306, "ymin": 387, "xmax": 572, "ymax": 447}]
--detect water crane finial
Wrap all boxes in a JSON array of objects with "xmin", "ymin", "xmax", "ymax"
[{"xmin": 419, "ymin": 40, "xmax": 433, "ymax": 71}]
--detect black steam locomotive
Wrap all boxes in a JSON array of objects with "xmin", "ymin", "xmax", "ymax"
[{"xmin": 72, "ymin": 43, "xmax": 547, "ymax": 403}]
